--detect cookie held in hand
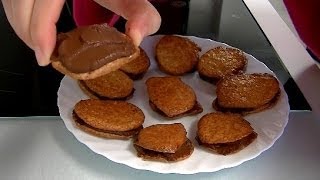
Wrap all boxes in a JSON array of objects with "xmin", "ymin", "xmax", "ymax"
[{"xmin": 51, "ymin": 24, "xmax": 139, "ymax": 80}]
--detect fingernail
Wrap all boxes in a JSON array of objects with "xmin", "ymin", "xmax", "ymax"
[
  {"xmin": 133, "ymin": 32, "xmax": 142, "ymax": 47},
  {"xmin": 34, "ymin": 46, "xmax": 49, "ymax": 66},
  {"xmin": 126, "ymin": 25, "xmax": 143, "ymax": 47},
  {"xmin": 129, "ymin": 29, "xmax": 143, "ymax": 47}
]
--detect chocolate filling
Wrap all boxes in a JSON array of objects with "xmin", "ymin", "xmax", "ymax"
[
  {"xmin": 73, "ymin": 111, "xmax": 142, "ymax": 137},
  {"xmin": 134, "ymin": 139, "xmax": 194, "ymax": 162},
  {"xmin": 213, "ymin": 90, "xmax": 281, "ymax": 115},
  {"xmin": 79, "ymin": 80, "xmax": 134, "ymax": 100},
  {"xmin": 52, "ymin": 24, "xmax": 136, "ymax": 73},
  {"xmin": 198, "ymin": 68, "xmax": 246, "ymax": 85},
  {"xmin": 120, "ymin": 71, "xmax": 147, "ymax": 80},
  {"xmin": 149, "ymin": 100, "xmax": 203, "ymax": 119},
  {"xmin": 197, "ymin": 131, "xmax": 257, "ymax": 155},
  {"xmin": 198, "ymin": 73, "xmax": 220, "ymax": 84}
]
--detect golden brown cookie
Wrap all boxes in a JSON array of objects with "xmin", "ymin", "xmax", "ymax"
[
  {"xmin": 134, "ymin": 123, "xmax": 194, "ymax": 162},
  {"xmin": 213, "ymin": 73, "xmax": 280, "ymax": 115},
  {"xmin": 78, "ymin": 70, "xmax": 134, "ymax": 100},
  {"xmin": 51, "ymin": 24, "xmax": 139, "ymax": 80},
  {"xmin": 155, "ymin": 35, "xmax": 201, "ymax": 75},
  {"xmin": 73, "ymin": 99, "xmax": 144, "ymax": 139},
  {"xmin": 120, "ymin": 47, "xmax": 150, "ymax": 80},
  {"xmin": 197, "ymin": 47, "xmax": 247, "ymax": 83},
  {"xmin": 146, "ymin": 76, "xmax": 203, "ymax": 119},
  {"xmin": 196, "ymin": 112, "xmax": 257, "ymax": 155}
]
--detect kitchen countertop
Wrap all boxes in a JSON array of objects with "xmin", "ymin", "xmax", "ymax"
[
  {"xmin": 1, "ymin": 0, "xmax": 320, "ymax": 179},
  {"xmin": 0, "ymin": 111, "xmax": 319, "ymax": 179}
]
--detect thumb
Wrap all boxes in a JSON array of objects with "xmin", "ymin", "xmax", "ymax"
[
  {"xmin": 93, "ymin": 0, "xmax": 161, "ymax": 46},
  {"xmin": 125, "ymin": 8, "xmax": 161, "ymax": 46}
]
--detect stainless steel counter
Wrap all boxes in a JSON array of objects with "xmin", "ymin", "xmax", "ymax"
[{"xmin": 0, "ymin": 111, "xmax": 319, "ymax": 180}]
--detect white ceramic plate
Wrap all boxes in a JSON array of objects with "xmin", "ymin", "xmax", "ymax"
[{"xmin": 57, "ymin": 35, "xmax": 290, "ymax": 174}]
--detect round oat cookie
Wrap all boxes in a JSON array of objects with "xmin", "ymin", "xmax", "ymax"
[
  {"xmin": 197, "ymin": 47, "xmax": 247, "ymax": 83},
  {"xmin": 197, "ymin": 112, "xmax": 254, "ymax": 144},
  {"xmin": 120, "ymin": 47, "xmax": 150, "ymax": 80},
  {"xmin": 51, "ymin": 24, "xmax": 139, "ymax": 80},
  {"xmin": 155, "ymin": 35, "xmax": 201, "ymax": 75},
  {"xmin": 135, "ymin": 123, "xmax": 187, "ymax": 153},
  {"xmin": 74, "ymin": 99, "xmax": 144, "ymax": 132},
  {"xmin": 146, "ymin": 76, "xmax": 197, "ymax": 118},
  {"xmin": 216, "ymin": 73, "xmax": 280, "ymax": 109},
  {"xmin": 79, "ymin": 70, "xmax": 133, "ymax": 100}
]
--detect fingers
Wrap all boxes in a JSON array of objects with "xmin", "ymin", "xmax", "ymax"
[
  {"xmin": 2, "ymin": 0, "xmax": 35, "ymax": 48},
  {"xmin": 94, "ymin": 0, "xmax": 161, "ymax": 46},
  {"xmin": 1, "ymin": 0, "xmax": 65, "ymax": 66},
  {"xmin": 30, "ymin": 0, "xmax": 65, "ymax": 66},
  {"xmin": 2, "ymin": 0, "xmax": 160, "ymax": 66}
]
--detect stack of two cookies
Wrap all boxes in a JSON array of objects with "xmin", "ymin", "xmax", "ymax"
[{"xmin": 134, "ymin": 123, "xmax": 194, "ymax": 162}]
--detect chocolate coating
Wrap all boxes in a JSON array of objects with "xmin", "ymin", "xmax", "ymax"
[{"xmin": 52, "ymin": 24, "xmax": 136, "ymax": 73}]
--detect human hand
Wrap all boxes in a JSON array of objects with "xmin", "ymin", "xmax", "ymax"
[{"xmin": 1, "ymin": 0, "xmax": 161, "ymax": 66}]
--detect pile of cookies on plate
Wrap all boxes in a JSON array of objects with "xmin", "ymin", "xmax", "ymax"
[{"xmin": 52, "ymin": 24, "xmax": 281, "ymax": 162}]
